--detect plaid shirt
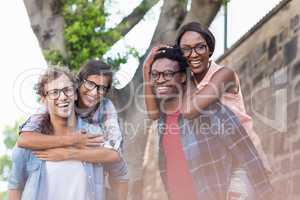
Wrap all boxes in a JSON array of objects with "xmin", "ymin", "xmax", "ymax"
[
  {"xmin": 158, "ymin": 102, "xmax": 273, "ymax": 200},
  {"xmin": 75, "ymin": 97, "xmax": 123, "ymax": 152}
]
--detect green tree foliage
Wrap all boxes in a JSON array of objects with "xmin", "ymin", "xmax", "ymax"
[
  {"xmin": 0, "ymin": 120, "xmax": 23, "ymax": 199},
  {"xmin": 44, "ymin": 0, "xmax": 137, "ymax": 71}
]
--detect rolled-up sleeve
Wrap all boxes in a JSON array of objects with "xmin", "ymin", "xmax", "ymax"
[
  {"xmin": 19, "ymin": 114, "xmax": 44, "ymax": 134},
  {"xmin": 104, "ymin": 155, "xmax": 129, "ymax": 182},
  {"xmin": 102, "ymin": 100, "xmax": 123, "ymax": 152}
]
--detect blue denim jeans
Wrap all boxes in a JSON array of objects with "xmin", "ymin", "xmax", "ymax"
[{"xmin": 227, "ymin": 168, "xmax": 256, "ymax": 200}]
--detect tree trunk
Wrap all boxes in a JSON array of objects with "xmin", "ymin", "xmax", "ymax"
[
  {"xmin": 181, "ymin": 0, "xmax": 222, "ymax": 27},
  {"xmin": 111, "ymin": 1, "xmax": 221, "ymax": 199},
  {"xmin": 23, "ymin": 0, "xmax": 66, "ymax": 56},
  {"xmin": 23, "ymin": 0, "xmax": 222, "ymax": 199}
]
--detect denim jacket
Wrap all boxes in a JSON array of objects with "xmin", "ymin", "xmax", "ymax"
[
  {"xmin": 19, "ymin": 98, "xmax": 129, "ymax": 183},
  {"xmin": 8, "ymin": 117, "xmax": 107, "ymax": 200}
]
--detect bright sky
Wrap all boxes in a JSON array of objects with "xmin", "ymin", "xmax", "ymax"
[{"xmin": 0, "ymin": 0, "xmax": 282, "ymax": 142}]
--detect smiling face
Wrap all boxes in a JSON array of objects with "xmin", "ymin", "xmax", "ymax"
[
  {"xmin": 78, "ymin": 74, "xmax": 110, "ymax": 109},
  {"xmin": 179, "ymin": 31, "xmax": 211, "ymax": 75},
  {"xmin": 151, "ymin": 58, "xmax": 186, "ymax": 100},
  {"xmin": 43, "ymin": 74, "xmax": 76, "ymax": 119}
]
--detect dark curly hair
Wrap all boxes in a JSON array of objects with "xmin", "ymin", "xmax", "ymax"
[{"xmin": 150, "ymin": 46, "xmax": 189, "ymax": 72}]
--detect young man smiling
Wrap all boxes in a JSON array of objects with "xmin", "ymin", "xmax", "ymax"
[
  {"xmin": 16, "ymin": 60, "xmax": 129, "ymax": 200},
  {"xmin": 8, "ymin": 67, "xmax": 120, "ymax": 200},
  {"xmin": 144, "ymin": 47, "xmax": 273, "ymax": 200}
]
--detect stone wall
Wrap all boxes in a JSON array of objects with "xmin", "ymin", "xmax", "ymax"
[
  {"xmin": 141, "ymin": 0, "xmax": 300, "ymax": 199},
  {"xmin": 218, "ymin": 0, "xmax": 300, "ymax": 199}
]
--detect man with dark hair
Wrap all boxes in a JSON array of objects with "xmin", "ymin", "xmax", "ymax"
[{"xmin": 144, "ymin": 47, "xmax": 273, "ymax": 200}]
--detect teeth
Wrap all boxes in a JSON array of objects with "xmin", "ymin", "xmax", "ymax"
[
  {"xmin": 85, "ymin": 95, "xmax": 95, "ymax": 101},
  {"xmin": 156, "ymin": 86, "xmax": 170, "ymax": 92},
  {"xmin": 57, "ymin": 103, "xmax": 69, "ymax": 107},
  {"xmin": 157, "ymin": 86, "xmax": 169, "ymax": 89},
  {"xmin": 190, "ymin": 60, "xmax": 201, "ymax": 65}
]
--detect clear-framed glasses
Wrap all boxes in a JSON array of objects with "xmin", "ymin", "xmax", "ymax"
[
  {"xmin": 150, "ymin": 70, "xmax": 183, "ymax": 81},
  {"xmin": 83, "ymin": 79, "xmax": 109, "ymax": 94},
  {"xmin": 180, "ymin": 43, "xmax": 208, "ymax": 57},
  {"xmin": 45, "ymin": 86, "xmax": 75, "ymax": 100}
]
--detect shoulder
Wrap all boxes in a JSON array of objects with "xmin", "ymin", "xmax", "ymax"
[
  {"xmin": 211, "ymin": 63, "xmax": 236, "ymax": 80},
  {"xmin": 19, "ymin": 113, "xmax": 48, "ymax": 134},
  {"xmin": 102, "ymin": 98, "xmax": 114, "ymax": 107},
  {"xmin": 101, "ymin": 98, "xmax": 117, "ymax": 112},
  {"xmin": 208, "ymin": 63, "xmax": 238, "ymax": 89}
]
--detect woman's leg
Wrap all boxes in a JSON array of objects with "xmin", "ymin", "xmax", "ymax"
[{"xmin": 227, "ymin": 168, "xmax": 256, "ymax": 200}]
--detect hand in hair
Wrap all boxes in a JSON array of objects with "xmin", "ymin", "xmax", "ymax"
[
  {"xmin": 143, "ymin": 43, "xmax": 173, "ymax": 79},
  {"xmin": 143, "ymin": 43, "xmax": 172, "ymax": 120}
]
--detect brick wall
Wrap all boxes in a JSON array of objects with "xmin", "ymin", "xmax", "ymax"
[
  {"xmin": 141, "ymin": 0, "xmax": 300, "ymax": 199},
  {"xmin": 218, "ymin": 0, "xmax": 300, "ymax": 199}
]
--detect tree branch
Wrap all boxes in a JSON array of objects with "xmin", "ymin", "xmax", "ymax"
[
  {"xmin": 150, "ymin": 0, "xmax": 188, "ymax": 45},
  {"xmin": 109, "ymin": 0, "xmax": 160, "ymax": 40},
  {"xmin": 181, "ymin": 0, "xmax": 222, "ymax": 27}
]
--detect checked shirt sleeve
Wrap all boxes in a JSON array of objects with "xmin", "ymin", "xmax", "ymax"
[
  {"xmin": 103, "ymin": 155, "xmax": 129, "ymax": 182},
  {"xmin": 19, "ymin": 114, "xmax": 45, "ymax": 134},
  {"xmin": 101, "ymin": 99, "xmax": 123, "ymax": 153}
]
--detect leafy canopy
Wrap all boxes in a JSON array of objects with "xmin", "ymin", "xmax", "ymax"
[{"xmin": 45, "ymin": 0, "xmax": 135, "ymax": 70}]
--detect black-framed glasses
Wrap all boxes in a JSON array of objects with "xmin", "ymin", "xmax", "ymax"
[
  {"xmin": 45, "ymin": 86, "xmax": 75, "ymax": 100},
  {"xmin": 83, "ymin": 79, "xmax": 109, "ymax": 94},
  {"xmin": 180, "ymin": 43, "xmax": 208, "ymax": 57},
  {"xmin": 150, "ymin": 70, "xmax": 183, "ymax": 81}
]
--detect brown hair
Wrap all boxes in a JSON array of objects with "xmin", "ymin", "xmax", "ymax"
[
  {"xmin": 77, "ymin": 59, "xmax": 113, "ymax": 90},
  {"xmin": 34, "ymin": 67, "xmax": 76, "ymax": 134},
  {"xmin": 34, "ymin": 67, "xmax": 77, "ymax": 97}
]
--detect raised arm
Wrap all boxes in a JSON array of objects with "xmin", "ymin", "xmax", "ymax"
[
  {"xmin": 143, "ymin": 46, "xmax": 162, "ymax": 120},
  {"xmin": 181, "ymin": 67, "xmax": 237, "ymax": 119}
]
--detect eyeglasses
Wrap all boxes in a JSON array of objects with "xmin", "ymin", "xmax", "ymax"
[
  {"xmin": 150, "ymin": 70, "xmax": 183, "ymax": 81},
  {"xmin": 180, "ymin": 43, "xmax": 208, "ymax": 57},
  {"xmin": 45, "ymin": 86, "xmax": 75, "ymax": 100},
  {"xmin": 83, "ymin": 79, "xmax": 109, "ymax": 94}
]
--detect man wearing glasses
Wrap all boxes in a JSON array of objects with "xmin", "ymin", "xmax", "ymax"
[
  {"xmin": 8, "ymin": 67, "xmax": 123, "ymax": 200},
  {"xmin": 13, "ymin": 60, "xmax": 129, "ymax": 200},
  {"xmin": 143, "ymin": 47, "xmax": 273, "ymax": 200}
]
